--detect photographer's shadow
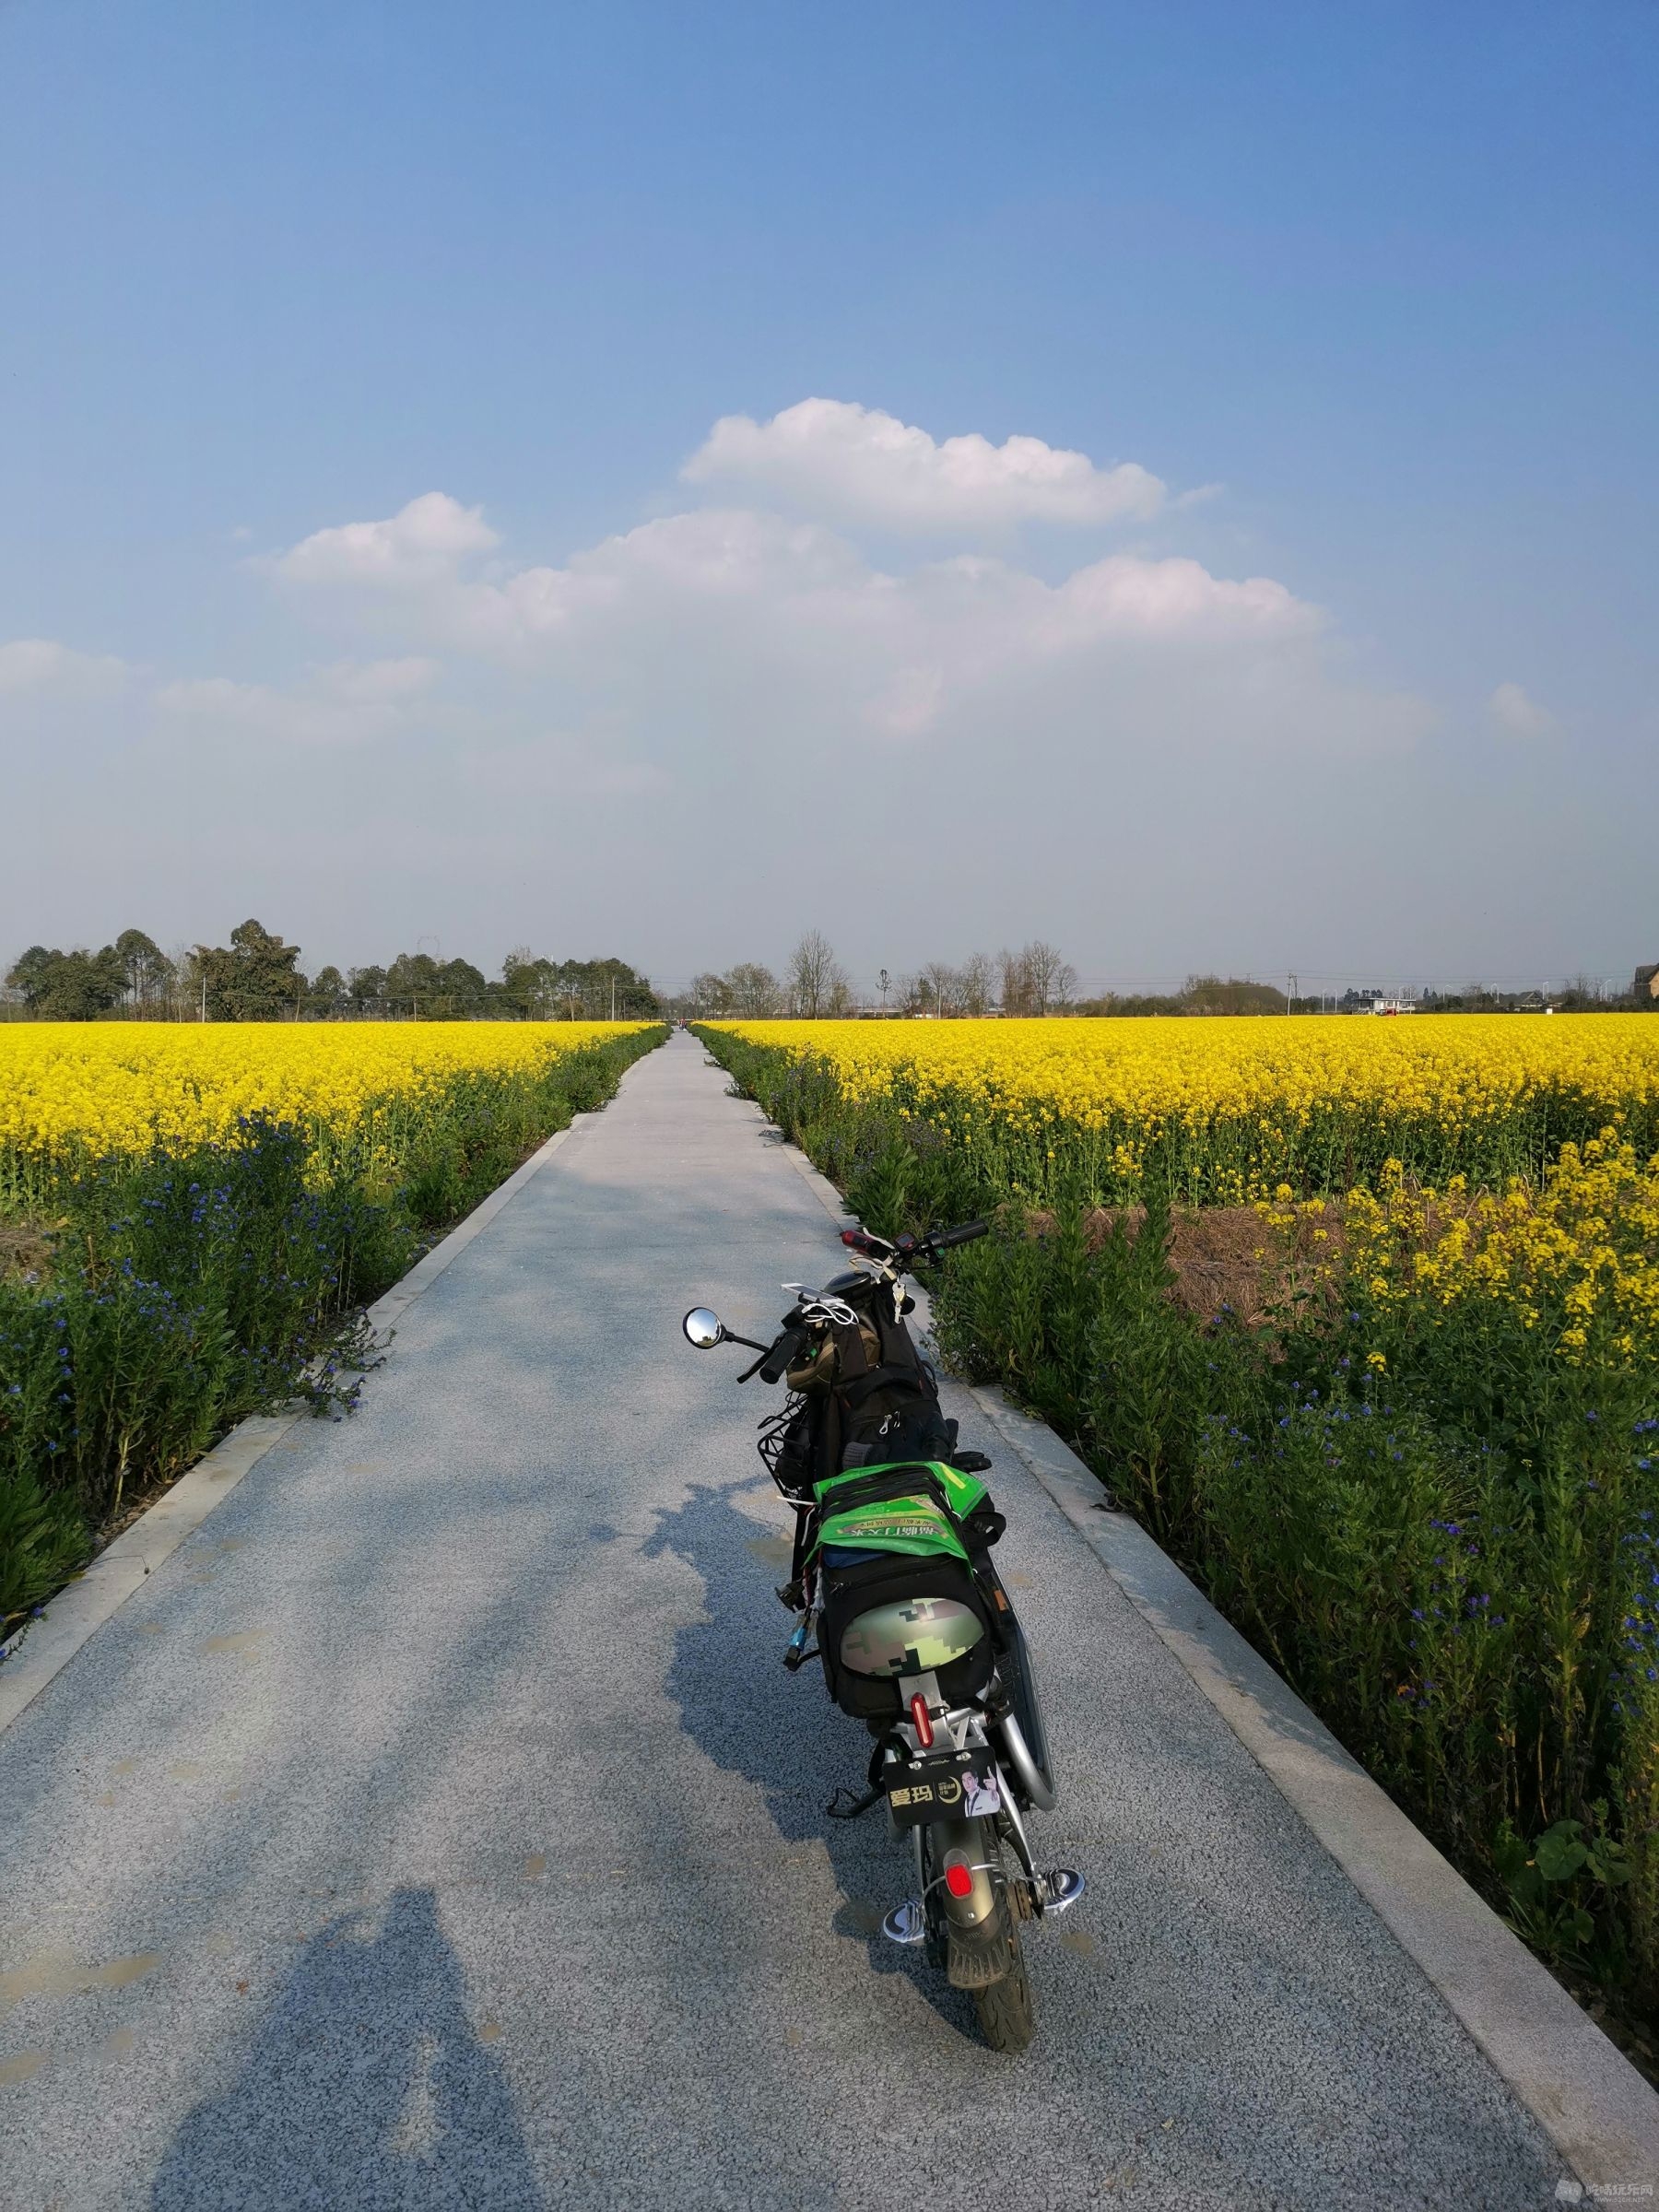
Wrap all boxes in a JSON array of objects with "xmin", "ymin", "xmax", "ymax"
[{"xmin": 151, "ymin": 1887, "xmax": 543, "ymax": 2211}]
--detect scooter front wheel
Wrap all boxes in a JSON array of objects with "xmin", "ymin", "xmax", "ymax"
[
  {"xmin": 972, "ymin": 1915, "xmax": 1035, "ymax": 2053},
  {"xmin": 921, "ymin": 1818, "xmax": 1036, "ymax": 2053}
]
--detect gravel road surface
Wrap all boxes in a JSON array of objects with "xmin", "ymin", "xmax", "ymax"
[{"xmin": 0, "ymin": 1031, "xmax": 1571, "ymax": 2208}]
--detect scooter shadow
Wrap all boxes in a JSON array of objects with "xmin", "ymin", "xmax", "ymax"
[{"xmin": 641, "ymin": 1477, "xmax": 982, "ymax": 2041}]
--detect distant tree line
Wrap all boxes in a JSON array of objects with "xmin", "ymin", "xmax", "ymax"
[
  {"xmin": 2, "ymin": 923, "xmax": 661, "ymax": 1021},
  {"xmin": 1413, "ymin": 977, "xmax": 1656, "ymax": 1014},
  {"xmin": 1078, "ymin": 976, "xmax": 1659, "ymax": 1017},
  {"xmin": 13, "ymin": 924, "xmax": 1649, "ymax": 1025},
  {"xmin": 4, "ymin": 931, "xmax": 180, "ymax": 1021},
  {"xmin": 674, "ymin": 936, "xmax": 1081, "ymax": 1018},
  {"xmin": 1076, "ymin": 975, "xmax": 1292, "ymax": 1017}
]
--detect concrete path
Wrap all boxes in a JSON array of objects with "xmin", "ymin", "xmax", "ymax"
[{"xmin": 0, "ymin": 1033, "xmax": 1575, "ymax": 2209}]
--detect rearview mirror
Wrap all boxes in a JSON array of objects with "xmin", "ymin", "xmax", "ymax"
[{"xmin": 682, "ymin": 1307, "xmax": 725, "ymax": 1349}]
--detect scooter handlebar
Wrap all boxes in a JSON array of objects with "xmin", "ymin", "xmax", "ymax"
[
  {"xmin": 756, "ymin": 1328, "xmax": 807, "ymax": 1385},
  {"xmin": 926, "ymin": 1218, "xmax": 989, "ymax": 1253}
]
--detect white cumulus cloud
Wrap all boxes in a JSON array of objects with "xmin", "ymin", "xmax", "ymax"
[
  {"xmin": 682, "ymin": 398, "xmax": 1166, "ymax": 532},
  {"xmin": 262, "ymin": 464, "xmax": 1421, "ymax": 767},
  {"xmin": 1488, "ymin": 680, "xmax": 1556, "ymax": 737},
  {"xmin": 275, "ymin": 493, "xmax": 500, "ymax": 589},
  {"xmin": 272, "ymin": 496, "xmax": 1305, "ymax": 671}
]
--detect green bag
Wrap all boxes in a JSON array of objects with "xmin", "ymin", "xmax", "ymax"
[{"xmin": 810, "ymin": 1460, "xmax": 993, "ymax": 1566}]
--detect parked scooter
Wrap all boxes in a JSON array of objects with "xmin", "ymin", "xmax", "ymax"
[{"xmin": 683, "ymin": 1218, "xmax": 1083, "ymax": 2051}]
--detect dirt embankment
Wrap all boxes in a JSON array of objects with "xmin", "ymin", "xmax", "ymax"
[
  {"xmin": 0, "ymin": 1217, "xmax": 57, "ymax": 1288},
  {"xmin": 1024, "ymin": 1203, "xmax": 1346, "ymax": 1330}
]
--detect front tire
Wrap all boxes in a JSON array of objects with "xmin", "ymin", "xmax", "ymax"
[
  {"xmin": 923, "ymin": 1819, "xmax": 1037, "ymax": 2053},
  {"xmin": 972, "ymin": 1913, "xmax": 1035, "ymax": 2053}
]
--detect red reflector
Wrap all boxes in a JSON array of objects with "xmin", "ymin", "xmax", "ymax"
[
  {"xmin": 945, "ymin": 1862, "xmax": 974, "ymax": 1900},
  {"xmin": 909, "ymin": 1693, "xmax": 934, "ymax": 1748}
]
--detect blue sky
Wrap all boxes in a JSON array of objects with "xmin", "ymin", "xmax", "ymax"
[{"xmin": 4, "ymin": 0, "xmax": 1654, "ymax": 993}]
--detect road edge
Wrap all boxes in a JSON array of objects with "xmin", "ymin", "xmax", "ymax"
[
  {"xmin": 0, "ymin": 1101, "xmax": 606, "ymax": 1738},
  {"xmin": 744, "ymin": 1091, "xmax": 1659, "ymax": 2193}
]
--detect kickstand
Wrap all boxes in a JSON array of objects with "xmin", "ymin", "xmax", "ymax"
[{"xmin": 825, "ymin": 1783, "xmax": 882, "ymax": 1820}]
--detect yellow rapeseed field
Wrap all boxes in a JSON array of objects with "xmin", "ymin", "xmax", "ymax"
[
  {"xmin": 707, "ymin": 1014, "xmax": 1659, "ymax": 1198},
  {"xmin": 1336, "ymin": 1138, "xmax": 1659, "ymax": 1368},
  {"xmin": 0, "ymin": 1022, "xmax": 649, "ymax": 1169}
]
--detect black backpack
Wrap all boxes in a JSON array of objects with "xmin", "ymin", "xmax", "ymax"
[{"xmin": 820, "ymin": 1310, "xmax": 956, "ymax": 1472}]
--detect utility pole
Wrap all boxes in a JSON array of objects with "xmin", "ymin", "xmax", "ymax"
[
  {"xmin": 879, "ymin": 968, "xmax": 890, "ymax": 1011},
  {"xmin": 1288, "ymin": 972, "xmax": 1298, "ymax": 1014},
  {"xmin": 610, "ymin": 975, "xmax": 617, "ymax": 1019}
]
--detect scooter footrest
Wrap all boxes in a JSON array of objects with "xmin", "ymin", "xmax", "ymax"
[
  {"xmin": 1036, "ymin": 1867, "xmax": 1086, "ymax": 1915},
  {"xmin": 881, "ymin": 1900, "xmax": 926, "ymax": 1946}
]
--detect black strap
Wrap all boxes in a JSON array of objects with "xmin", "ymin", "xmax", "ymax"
[
  {"xmin": 818, "ymin": 1462, "xmax": 962, "ymax": 1527},
  {"xmin": 789, "ymin": 1500, "xmax": 813, "ymax": 1583},
  {"xmin": 826, "ymin": 1732, "xmax": 903, "ymax": 1819}
]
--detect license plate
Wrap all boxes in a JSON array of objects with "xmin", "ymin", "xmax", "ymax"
[{"xmin": 887, "ymin": 1755, "xmax": 1003, "ymax": 1827}]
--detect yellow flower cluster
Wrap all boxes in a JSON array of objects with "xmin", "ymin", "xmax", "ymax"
[
  {"xmin": 0, "ymin": 1023, "xmax": 647, "ymax": 1168},
  {"xmin": 709, "ymin": 1015, "xmax": 1659, "ymax": 1197},
  {"xmin": 1345, "ymin": 1139, "xmax": 1659, "ymax": 1367}
]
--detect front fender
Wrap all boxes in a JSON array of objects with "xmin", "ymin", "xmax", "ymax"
[{"xmin": 925, "ymin": 1816, "xmax": 1000, "ymax": 1930}]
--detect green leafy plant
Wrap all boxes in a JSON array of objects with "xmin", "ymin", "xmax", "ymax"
[{"xmin": 1495, "ymin": 1814, "xmax": 1632, "ymax": 1962}]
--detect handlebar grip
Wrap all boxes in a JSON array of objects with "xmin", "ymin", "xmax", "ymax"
[
  {"xmin": 930, "ymin": 1218, "xmax": 989, "ymax": 1252},
  {"xmin": 758, "ymin": 1329, "xmax": 806, "ymax": 1385}
]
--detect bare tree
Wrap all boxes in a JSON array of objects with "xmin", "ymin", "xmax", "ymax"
[
  {"xmin": 959, "ymin": 951, "xmax": 994, "ymax": 1017},
  {"xmin": 786, "ymin": 931, "xmax": 848, "ymax": 1018},
  {"xmin": 997, "ymin": 947, "xmax": 1034, "ymax": 1016},
  {"xmin": 999, "ymin": 941, "xmax": 1076, "ymax": 1016},
  {"xmin": 168, "ymin": 941, "xmax": 201, "ymax": 1020},
  {"xmin": 921, "ymin": 959, "xmax": 962, "ymax": 1016},
  {"xmin": 1023, "ymin": 940, "xmax": 1077, "ymax": 1014},
  {"xmin": 726, "ymin": 962, "xmax": 782, "ymax": 1016},
  {"xmin": 688, "ymin": 971, "xmax": 730, "ymax": 1015}
]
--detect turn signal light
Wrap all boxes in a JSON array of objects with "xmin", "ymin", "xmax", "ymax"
[
  {"xmin": 909, "ymin": 1693, "xmax": 933, "ymax": 1748},
  {"xmin": 944, "ymin": 1862, "xmax": 974, "ymax": 1900}
]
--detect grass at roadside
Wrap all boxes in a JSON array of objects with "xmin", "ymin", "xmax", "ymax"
[{"xmin": 0, "ymin": 1025, "xmax": 665, "ymax": 1631}]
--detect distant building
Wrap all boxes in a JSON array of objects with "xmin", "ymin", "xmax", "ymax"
[
  {"xmin": 1637, "ymin": 963, "xmax": 1659, "ymax": 1001},
  {"xmin": 1367, "ymin": 997, "xmax": 1418, "ymax": 1016}
]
